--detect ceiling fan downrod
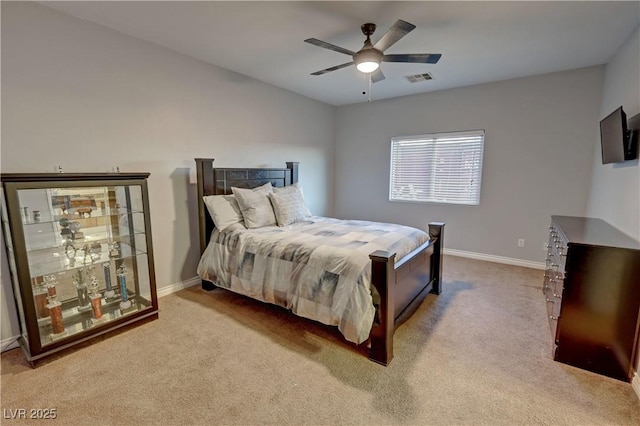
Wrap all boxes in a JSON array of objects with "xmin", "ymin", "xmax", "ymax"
[{"xmin": 355, "ymin": 23, "xmax": 382, "ymax": 73}]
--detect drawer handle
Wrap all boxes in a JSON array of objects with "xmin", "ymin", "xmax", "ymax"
[
  {"xmin": 549, "ymin": 315, "xmax": 558, "ymax": 321},
  {"xmin": 545, "ymin": 298, "xmax": 555, "ymax": 304}
]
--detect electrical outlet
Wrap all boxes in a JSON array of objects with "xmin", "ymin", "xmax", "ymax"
[{"xmin": 518, "ymin": 239, "xmax": 525, "ymax": 248}]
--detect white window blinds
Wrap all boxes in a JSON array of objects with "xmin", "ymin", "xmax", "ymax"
[{"xmin": 389, "ymin": 130, "xmax": 485, "ymax": 205}]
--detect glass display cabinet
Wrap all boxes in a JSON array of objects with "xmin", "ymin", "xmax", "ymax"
[{"xmin": 1, "ymin": 173, "xmax": 158, "ymax": 364}]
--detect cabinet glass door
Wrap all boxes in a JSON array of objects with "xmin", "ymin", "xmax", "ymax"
[{"xmin": 16, "ymin": 184, "xmax": 153, "ymax": 346}]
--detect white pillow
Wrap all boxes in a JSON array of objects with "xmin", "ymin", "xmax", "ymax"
[
  {"xmin": 231, "ymin": 182, "xmax": 277, "ymax": 229},
  {"xmin": 202, "ymin": 194, "xmax": 245, "ymax": 231},
  {"xmin": 269, "ymin": 183, "xmax": 312, "ymax": 226}
]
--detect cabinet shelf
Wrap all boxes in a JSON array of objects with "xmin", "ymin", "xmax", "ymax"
[
  {"xmin": 1, "ymin": 172, "xmax": 158, "ymax": 365},
  {"xmin": 20, "ymin": 209, "xmax": 145, "ymax": 226},
  {"xmin": 28, "ymin": 250, "xmax": 147, "ymax": 278},
  {"xmin": 36, "ymin": 293, "xmax": 150, "ymax": 345}
]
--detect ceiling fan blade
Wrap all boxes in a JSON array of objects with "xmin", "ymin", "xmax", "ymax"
[
  {"xmin": 383, "ymin": 53, "xmax": 442, "ymax": 64},
  {"xmin": 373, "ymin": 20, "xmax": 416, "ymax": 52},
  {"xmin": 310, "ymin": 62, "xmax": 354, "ymax": 76},
  {"xmin": 371, "ymin": 69, "xmax": 386, "ymax": 83},
  {"xmin": 304, "ymin": 38, "xmax": 356, "ymax": 56}
]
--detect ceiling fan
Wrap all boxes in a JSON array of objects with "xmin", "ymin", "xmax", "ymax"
[{"xmin": 305, "ymin": 19, "xmax": 442, "ymax": 83}]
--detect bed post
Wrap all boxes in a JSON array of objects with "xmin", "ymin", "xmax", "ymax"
[
  {"xmin": 195, "ymin": 158, "xmax": 216, "ymax": 291},
  {"xmin": 369, "ymin": 250, "xmax": 396, "ymax": 366},
  {"xmin": 428, "ymin": 222, "xmax": 445, "ymax": 295},
  {"xmin": 195, "ymin": 158, "xmax": 215, "ymax": 255},
  {"xmin": 286, "ymin": 161, "xmax": 299, "ymax": 185}
]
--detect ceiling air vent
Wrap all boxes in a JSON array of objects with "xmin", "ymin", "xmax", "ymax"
[{"xmin": 406, "ymin": 72, "xmax": 434, "ymax": 83}]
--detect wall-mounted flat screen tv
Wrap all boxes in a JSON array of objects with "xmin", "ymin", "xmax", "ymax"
[{"xmin": 600, "ymin": 106, "xmax": 638, "ymax": 164}]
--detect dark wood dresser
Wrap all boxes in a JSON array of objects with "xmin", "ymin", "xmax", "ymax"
[{"xmin": 544, "ymin": 215, "xmax": 640, "ymax": 381}]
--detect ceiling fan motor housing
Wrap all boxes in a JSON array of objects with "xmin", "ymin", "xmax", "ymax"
[
  {"xmin": 361, "ymin": 23, "xmax": 377, "ymax": 36},
  {"xmin": 353, "ymin": 48, "xmax": 382, "ymax": 66},
  {"xmin": 355, "ymin": 23, "xmax": 382, "ymax": 71}
]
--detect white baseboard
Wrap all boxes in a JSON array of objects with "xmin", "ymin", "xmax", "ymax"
[
  {"xmin": 156, "ymin": 276, "xmax": 201, "ymax": 298},
  {"xmin": 1, "ymin": 336, "xmax": 20, "ymax": 352},
  {"xmin": 444, "ymin": 248, "xmax": 546, "ymax": 270},
  {"xmin": 632, "ymin": 372, "xmax": 640, "ymax": 401}
]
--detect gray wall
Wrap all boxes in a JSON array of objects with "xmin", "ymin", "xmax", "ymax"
[
  {"xmin": 584, "ymin": 25, "xmax": 640, "ymax": 378},
  {"xmin": 1, "ymin": 2, "xmax": 334, "ymax": 346},
  {"xmin": 334, "ymin": 67, "xmax": 604, "ymax": 262},
  {"xmin": 586, "ymin": 26, "xmax": 640, "ymax": 239}
]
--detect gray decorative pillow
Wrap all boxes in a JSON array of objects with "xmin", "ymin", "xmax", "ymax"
[
  {"xmin": 273, "ymin": 183, "xmax": 312, "ymax": 218},
  {"xmin": 268, "ymin": 184, "xmax": 312, "ymax": 226},
  {"xmin": 231, "ymin": 183, "xmax": 277, "ymax": 228}
]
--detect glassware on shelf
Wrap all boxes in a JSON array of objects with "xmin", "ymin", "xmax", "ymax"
[
  {"xmin": 87, "ymin": 269, "xmax": 98, "ymax": 295},
  {"xmin": 90, "ymin": 294, "xmax": 103, "ymax": 321},
  {"xmin": 69, "ymin": 221, "xmax": 83, "ymax": 240},
  {"xmin": 116, "ymin": 264, "xmax": 131, "ymax": 311},
  {"xmin": 76, "ymin": 283, "xmax": 90, "ymax": 312},
  {"xmin": 88, "ymin": 276, "xmax": 103, "ymax": 321},
  {"xmin": 82, "ymin": 243, "xmax": 101, "ymax": 265},
  {"xmin": 47, "ymin": 300, "xmax": 65, "ymax": 335},
  {"xmin": 45, "ymin": 274, "xmax": 58, "ymax": 303},
  {"xmin": 103, "ymin": 262, "xmax": 116, "ymax": 299},
  {"xmin": 108, "ymin": 241, "xmax": 120, "ymax": 258},
  {"xmin": 73, "ymin": 268, "xmax": 92, "ymax": 312},
  {"xmin": 33, "ymin": 278, "xmax": 49, "ymax": 319},
  {"xmin": 64, "ymin": 241, "xmax": 76, "ymax": 260},
  {"xmin": 91, "ymin": 243, "xmax": 102, "ymax": 263},
  {"xmin": 59, "ymin": 218, "xmax": 71, "ymax": 238}
]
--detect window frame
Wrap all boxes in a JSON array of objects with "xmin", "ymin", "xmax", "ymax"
[{"xmin": 388, "ymin": 129, "xmax": 485, "ymax": 206}]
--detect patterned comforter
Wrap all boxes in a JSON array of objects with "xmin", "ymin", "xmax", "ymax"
[{"xmin": 196, "ymin": 216, "xmax": 429, "ymax": 344}]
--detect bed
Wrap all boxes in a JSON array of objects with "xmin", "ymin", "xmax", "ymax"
[{"xmin": 194, "ymin": 158, "xmax": 444, "ymax": 365}]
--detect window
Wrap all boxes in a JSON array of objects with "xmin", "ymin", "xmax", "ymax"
[{"xmin": 389, "ymin": 130, "xmax": 485, "ymax": 205}]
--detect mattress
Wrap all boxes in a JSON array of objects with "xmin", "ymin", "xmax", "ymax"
[{"xmin": 196, "ymin": 216, "xmax": 429, "ymax": 344}]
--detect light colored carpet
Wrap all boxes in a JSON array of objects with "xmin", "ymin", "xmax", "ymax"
[{"xmin": 1, "ymin": 255, "xmax": 639, "ymax": 425}]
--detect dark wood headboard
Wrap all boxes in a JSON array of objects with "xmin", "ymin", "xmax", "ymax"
[{"xmin": 194, "ymin": 158, "xmax": 299, "ymax": 255}]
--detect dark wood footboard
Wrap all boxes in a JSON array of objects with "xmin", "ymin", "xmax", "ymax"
[
  {"xmin": 195, "ymin": 158, "xmax": 444, "ymax": 366},
  {"xmin": 368, "ymin": 222, "xmax": 444, "ymax": 365}
]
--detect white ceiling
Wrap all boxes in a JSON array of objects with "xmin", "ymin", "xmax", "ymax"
[{"xmin": 40, "ymin": 1, "xmax": 640, "ymax": 106}]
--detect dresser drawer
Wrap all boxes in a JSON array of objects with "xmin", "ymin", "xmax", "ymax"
[
  {"xmin": 547, "ymin": 226, "xmax": 568, "ymax": 270},
  {"xmin": 543, "ymin": 215, "xmax": 640, "ymax": 382},
  {"xmin": 543, "ymin": 275, "xmax": 561, "ymax": 339}
]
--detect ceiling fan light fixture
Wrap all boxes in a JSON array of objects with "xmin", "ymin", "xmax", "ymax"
[
  {"xmin": 354, "ymin": 49, "xmax": 382, "ymax": 73},
  {"xmin": 306, "ymin": 19, "xmax": 442, "ymax": 85},
  {"xmin": 356, "ymin": 61, "xmax": 380, "ymax": 73}
]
